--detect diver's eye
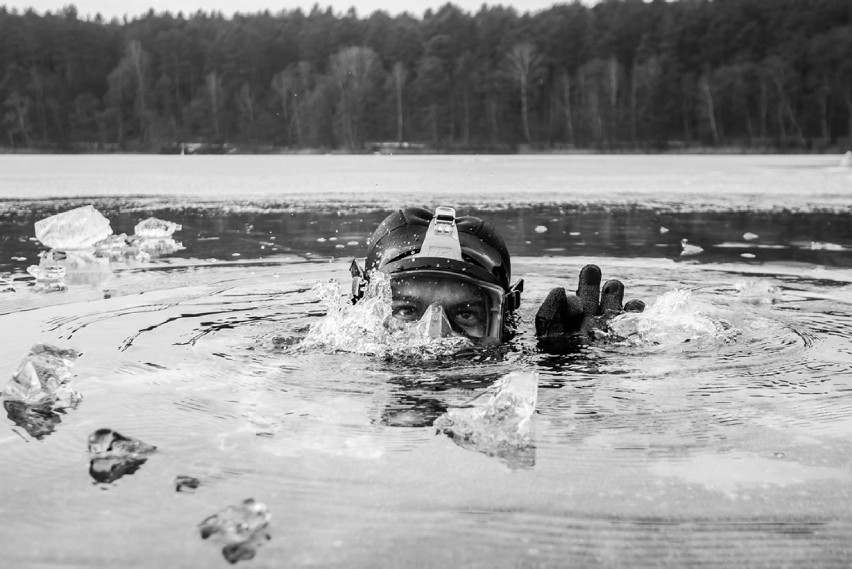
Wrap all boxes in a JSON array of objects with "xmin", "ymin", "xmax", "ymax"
[
  {"xmin": 450, "ymin": 305, "xmax": 486, "ymax": 328},
  {"xmin": 391, "ymin": 303, "xmax": 420, "ymax": 322}
]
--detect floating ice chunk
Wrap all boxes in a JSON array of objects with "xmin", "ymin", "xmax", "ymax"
[
  {"xmin": 93, "ymin": 233, "xmax": 131, "ymax": 258},
  {"xmin": 11, "ymin": 256, "xmax": 26, "ymax": 261},
  {"xmin": 743, "ymin": 232, "xmax": 759, "ymax": 241},
  {"xmin": 316, "ymin": 237, "xmax": 327, "ymax": 243},
  {"xmin": 435, "ymin": 371, "xmax": 539, "ymax": 459},
  {"xmin": 659, "ymin": 226, "xmax": 669, "ymax": 234},
  {"xmin": 735, "ymin": 280, "xmax": 780, "ymax": 304},
  {"xmin": 810, "ymin": 241, "xmax": 846, "ymax": 251},
  {"xmin": 2, "ymin": 344, "xmax": 80, "ymax": 403},
  {"xmin": 569, "ymin": 231, "xmax": 581, "ymax": 236},
  {"xmin": 133, "ymin": 217, "xmax": 181, "ymax": 238},
  {"xmin": 34, "ymin": 205, "xmax": 112, "ymax": 250},
  {"xmin": 346, "ymin": 241, "xmax": 359, "ymax": 246},
  {"xmin": 175, "ymin": 475, "xmax": 201, "ymax": 492},
  {"xmin": 840, "ymin": 151, "xmax": 852, "ymax": 167},
  {"xmin": 534, "ymin": 225, "xmax": 548, "ymax": 233},
  {"xmin": 26, "ymin": 262, "xmax": 67, "ymax": 291},
  {"xmin": 27, "ymin": 264, "xmax": 65, "ymax": 282},
  {"xmin": 741, "ymin": 253, "xmax": 756, "ymax": 259},
  {"xmin": 87, "ymin": 428, "xmax": 156, "ymax": 484},
  {"xmin": 88, "ymin": 428, "xmax": 157, "ymax": 456},
  {"xmin": 680, "ymin": 238, "xmax": 703, "ymax": 256},
  {"xmin": 200, "ymin": 499, "xmax": 271, "ymax": 542},
  {"xmin": 200, "ymin": 499, "xmax": 271, "ymax": 562}
]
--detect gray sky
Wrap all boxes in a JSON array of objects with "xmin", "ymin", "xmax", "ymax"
[{"xmin": 1, "ymin": 1, "xmax": 570, "ymax": 19}]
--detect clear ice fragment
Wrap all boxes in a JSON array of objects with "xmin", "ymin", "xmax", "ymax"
[
  {"xmin": 34, "ymin": 205, "xmax": 112, "ymax": 250},
  {"xmin": 200, "ymin": 498, "xmax": 271, "ymax": 542},
  {"xmin": 3, "ymin": 344, "xmax": 80, "ymax": 403},
  {"xmin": 26, "ymin": 264, "xmax": 66, "ymax": 282},
  {"xmin": 134, "ymin": 217, "xmax": 181, "ymax": 238},
  {"xmin": 88, "ymin": 428, "xmax": 157, "ymax": 456},
  {"xmin": 435, "ymin": 371, "xmax": 539, "ymax": 457},
  {"xmin": 680, "ymin": 238, "xmax": 704, "ymax": 256},
  {"xmin": 199, "ymin": 498, "xmax": 272, "ymax": 563}
]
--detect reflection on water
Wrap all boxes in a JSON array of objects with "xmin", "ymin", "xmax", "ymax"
[{"xmin": 1, "ymin": 157, "xmax": 852, "ymax": 567}]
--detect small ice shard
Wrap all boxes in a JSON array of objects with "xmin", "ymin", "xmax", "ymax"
[
  {"xmin": 93, "ymin": 233, "xmax": 131, "ymax": 258},
  {"xmin": 659, "ymin": 226, "xmax": 669, "ymax": 234},
  {"xmin": 741, "ymin": 253, "xmax": 756, "ymax": 259},
  {"xmin": 735, "ymin": 280, "xmax": 780, "ymax": 304},
  {"xmin": 34, "ymin": 205, "xmax": 112, "ymax": 250},
  {"xmin": 11, "ymin": 256, "xmax": 26, "ymax": 261},
  {"xmin": 129, "ymin": 218, "xmax": 184, "ymax": 258},
  {"xmin": 175, "ymin": 475, "xmax": 201, "ymax": 492},
  {"xmin": 2, "ymin": 344, "xmax": 80, "ymax": 404},
  {"xmin": 200, "ymin": 498, "xmax": 271, "ymax": 562},
  {"xmin": 87, "ymin": 428, "xmax": 155, "ymax": 484},
  {"xmin": 26, "ymin": 264, "xmax": 65, "ymax": 282},
  {"xmin": 346, "ymin": 241, "xmax": 359, "ymax": 246},
  {"xmin": 810, "ymin": 241, "xmax": 845, "ymax": 251},
  {"xmin": 743, "ymin": 232, "xmax": 759, "ymax": 241},
  {"xmin": 680, "ymin": 238, "xmax": 703, "ymax": 256},
  {"xmin": 26, "ymin": 263, "xmax": 67, "ymax": 292},
  {"xmin": 316, "ymin": 237, "xmax": 327, "ymax": 243},
  {"xmin": 434, "ymin": 371, "xmax": 538, "ymax": 460},
  {"xmin": 133, "ymin": 217, "xmax": 181, "ymax": 238},
  {"xmin": 134, "ymin": 237, "xmax": 183, "ymax": 256},
  {"xmin": 569, "ymin": 231, "xmax": 581, "ymax": 236},
  {"xmin": 534, "ymin": 225, "xmax": 548, "ymax": 233},
  {"xmin": 87, "ymin": 428, "xmax": 157, "ymax": 457},
  {"xmin": 840, "ymin": 151, "xmax": 852, "ymax": 167}
]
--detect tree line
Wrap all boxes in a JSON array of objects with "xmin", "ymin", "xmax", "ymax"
[{"xmin": 1, "ymin": 0, "xmax": 851, "ymax": 153}]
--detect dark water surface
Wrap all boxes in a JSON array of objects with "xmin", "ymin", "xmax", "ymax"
[{"xmin": 1, "ymin": 155, "xmax": 851, "ymax": 568}]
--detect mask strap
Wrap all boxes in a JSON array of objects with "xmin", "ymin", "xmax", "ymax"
[
  {"xmin": 504, "ymin": 279, "xmax": 524, "ymax": 312},
  {"xmin": 350, "ymin": 259, "xmax": 366, "ymax": 303}
]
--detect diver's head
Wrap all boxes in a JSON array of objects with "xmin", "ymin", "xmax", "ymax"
[{"xmin": 351, "ymin": 207, "xmax": 522, "ymax": 343}]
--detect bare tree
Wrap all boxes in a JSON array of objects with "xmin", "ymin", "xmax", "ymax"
[
  {"xmin": 392, "ymin": 61, "xmax": 407, "ymax": 144},
  {"xmin": 329, "ymin": 46, "xmax": 379, "ymax": 150},
  {"xmin": 505, "ymin": 43, "xmax": 542, "ymax": 144}
]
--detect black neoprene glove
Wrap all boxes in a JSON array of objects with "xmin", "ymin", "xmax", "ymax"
[{"xmin": 535, "ymin": 264, "xmax": 644, "ymax": 352}]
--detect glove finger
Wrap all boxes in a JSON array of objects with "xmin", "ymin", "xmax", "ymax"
[
  {"xmin": 535, "ymin": 287, "xmax": 567, "ymax": 337},
  {"xmin": 624, "ymin": 299, "xmax": 645, "ymax": 313},
  {"xmin": 535, "ymin": 287, "xmax": 585, "ymax": 337},
  {"xmin": 576, "ymin": 264, "xmax": 601, "ymax": 318},
  {"xmin": 599, "ymin": 279, "xmax": 625, "ymax": 316}
]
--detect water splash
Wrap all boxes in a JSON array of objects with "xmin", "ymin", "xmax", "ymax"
[
  {"xmin": 299, "ymin": 273, "xmax": 472, "ymax": 358},
  {"xmin": 608, "ymin": 289, "xmax": 737, "ymax": 347}
]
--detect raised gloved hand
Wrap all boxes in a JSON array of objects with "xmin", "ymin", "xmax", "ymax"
[{"xmin": 534, "ymin": 264, "xmax": 644, "ymax": 352}]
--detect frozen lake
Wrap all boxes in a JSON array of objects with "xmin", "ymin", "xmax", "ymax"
[{"xmin": 1, "ymin": 154, "xmax": 851, "ymax": 567}]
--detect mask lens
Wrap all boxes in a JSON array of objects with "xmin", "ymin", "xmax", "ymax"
[{"xmin": 389, "ymin": 272, "xmax": 504, "ymax": 340}]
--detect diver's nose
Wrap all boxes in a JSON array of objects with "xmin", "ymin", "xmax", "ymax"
[{"xmin": 418, "ymin": 303, "xmax": 453, "ymax": 338}]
